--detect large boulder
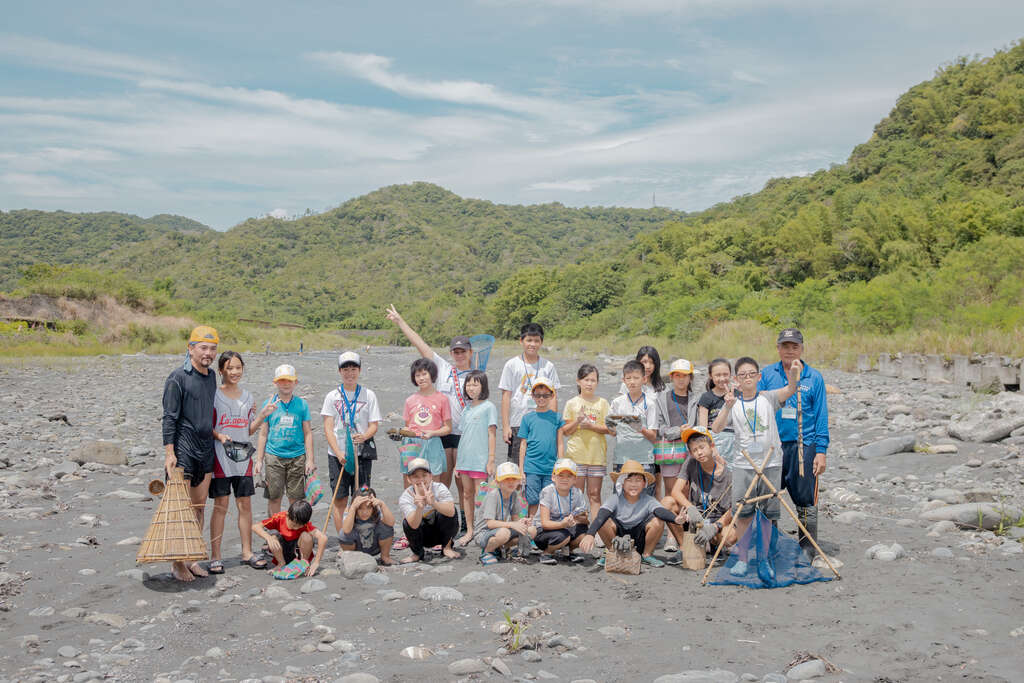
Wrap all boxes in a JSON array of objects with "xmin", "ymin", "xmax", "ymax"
[
  {"xmin": 947, "ymin": 394, "xmax": 1024, "ymax": 442},
  {"xmin": 338, "ymin": 550, "xmax": 378, "ymax": 579},
  {"xmin": 919, "ymin": 502, "xmax": 1022, "ymax": 530},
  {"xmin": 69, "ymin": 440, "xmax": 127, "ymax": 466},
  {"xmin": 858, "ymin": 434, "xmax": 916, "ymax": 459}
]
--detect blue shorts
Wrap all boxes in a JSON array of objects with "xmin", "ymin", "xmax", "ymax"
[{"xmin": 524, "ymin": 472, "xmax": 547, "ymax": 506}]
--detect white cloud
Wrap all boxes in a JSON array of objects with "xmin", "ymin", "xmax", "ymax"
[
  {"xmin": 268, "ymin": 208, "xmax": 288, "ymax": 219},
  {"xmin": 0, "ymin": 34, "xmax": 187, "ymax": 80}
]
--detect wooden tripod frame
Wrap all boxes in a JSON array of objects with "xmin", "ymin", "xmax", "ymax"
[{"xmin": 701, "ymin": 448, "xmax": 840, "ymax": 585}]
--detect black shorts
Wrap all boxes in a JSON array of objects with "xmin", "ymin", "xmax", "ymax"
[
  {"xmin": 535, "ymin": 523, "xmax": 587, "ymax": 550},
  {"xmin": 440, "ymin": 434, "xmax": 461, "ymax": 450},
  {"xmin": 328, "ymin": 455, "xmax": 372, "ymax": 500},
  {"xmin": 271, "ymin": 531, "xmax": 310, "ymax": 565},
  {"xmin": 176, "ymin": 450, "xmax": 214, "ymax": 487},
  {"xmin": 209, "ymin": 475, "xmax": 255, "ymax": 499},
  {"xmin": 505, "ymin": 426, "xmax": 522, "ymax": 462},
  {"xmin": 613, "ymin": 517, "xmax": 654, "ymax": 555}
]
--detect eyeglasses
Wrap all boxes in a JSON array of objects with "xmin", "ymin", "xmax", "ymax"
[
  {"xmin": 532, "ymin": 392, "xmax": 553, "ymax": 399},
  {"xmin": 735, "ymin": 371, "xmax": 758, "ymax": 378}
]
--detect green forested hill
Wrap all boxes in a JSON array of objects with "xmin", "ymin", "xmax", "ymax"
[
  {"xmin": 4, "ymin": 41, "xmax": 1024, "ymax": 350},
  {"xmin": 0, "ymin": 210, "xmax": 211, "ymax": 289}
]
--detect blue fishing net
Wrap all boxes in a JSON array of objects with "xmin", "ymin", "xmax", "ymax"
[
  {"xmin": 470, "ymin": 334, "xmax": 494, "ymax": 371},
  {"xmin": 710, "ymin": 510, "xmax": 832, "ymax": 589}
]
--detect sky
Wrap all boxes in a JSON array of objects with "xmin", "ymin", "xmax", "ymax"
[{"xmin": 1, "ymin": 2, "xmax": 1022, "ymax": 229}]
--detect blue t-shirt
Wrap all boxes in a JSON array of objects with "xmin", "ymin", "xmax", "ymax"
[
  {"xmin": 456, "ymin": 401, "xmax": 499, "ymax": 473},
  {"xmin": 518, "ymin": 410, "xmax": 564, "ymax": 476},
  {"xmin": 263, "ymin": 395, "xmax": 311, "ymax": 459}
]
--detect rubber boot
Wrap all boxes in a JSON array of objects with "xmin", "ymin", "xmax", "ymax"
[{"xmin": 797, "ymin": 505, "xmax": 818, "ymax": 557}]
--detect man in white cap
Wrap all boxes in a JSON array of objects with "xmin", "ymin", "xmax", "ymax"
[
  {"xmin": 321, "ymin": 351, "xmax": 381, "ymax": 532},
  {"xmin": 398, "ymin": 457, "xmax": 460, "ymax": 562},
  {"xmin": 255, "ymin": 364, "xmax": 314, "ymax": 518}
]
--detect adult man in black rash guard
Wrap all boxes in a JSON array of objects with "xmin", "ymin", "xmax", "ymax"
[{"xmin": 162, "ymin": 325, "xmax": 219, "ymax": 582}]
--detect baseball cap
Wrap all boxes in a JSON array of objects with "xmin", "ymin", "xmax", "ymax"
[
  {"xmin": 338, "ymin": 351, "xmax": 361, "ymax": 367},
  {"xmin": 552, "ymin": 458, "xmax": 577, "ymax": 476},
  {"xmin": 531, "ymin": 378, "xmax": 556, "ymax": 394},
  {"xmin": 450, "ymin": 336, "xmax": 472, "ymax": 351},
  {"xmin": 680, "ymin": 425, "xmax": 714, "ymax": 444},
  {"xmin": 188, "ymin": 325, "xmax": 219, "ymax": 345},
  {"xmin": 495, "ymin": 461, "xmax": 523, "ymax": 481},
  {"xmin": 668, "ymin": 359, "xmax": 694, "ymax": 375},
  {"xmin": 273, "ymin": 364, "xmax": 297, "ymax": 382},
  {"xmin": 777, "ymin": 328, "xmax": 804, "ymax": 345},
  {"xmin": 406, "ymin": 457, "xmax": 432, "ymax": 475}
]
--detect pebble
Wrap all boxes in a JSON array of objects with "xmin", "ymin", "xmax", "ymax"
[
  {"xmin": 85, "ymin": 612, "xmax": 127, "ymax": 628},
  {"xmin": 29, "ymin": 606, "xmax": 55, "ymax": 616},
  {"xmin": 338, "ymin": 551, "xmax": 378, "ymax": 579},
  {"xmin": 335, "ymin": 675, "xmax": 380, "ymax": 683},
  {"xmin": 264, "ymin": 586, "xmax": 291, "ymax": 601},
  {"xmin": 460, "ymin": 570, "xmax": 506, "ymax": 585},
  {"xmin": 966, "ymin": 458, "xmax": 983, "ymax": 468},
  {"xmin": 786, "ymin": 659, "xmax": 826, "ymax": 679},
  {"xmin": 926, "ymin": 520, "xmax": 959, "ymax": 536},
  {"xmin": 418, "ymin": 586, "xmax": 464, "ymax": 602},
  {"xmin": 537, "ymin": 671, "xmax": 558, "ymax": 679},
  {"xmin": 58, "ymin": 646, "xmax": 81, "ymax": 658},
  {"xmin": 363, "ymin": 572, "xmax": 390, "ymax": 586},
  {"xmin": 545, "ymin": 635, "xmax": 571, "ymax": 649},
  {"xmin": 835, "ymin": 511, "xmax": 866, "ymax": 524},
  {"xmin": 761, "ymin": 675, "xmax": 787, "ymax": 683},
  {"xmin": 400, "ymin": 646, "xmax": 432, "ymax": 660},
  {"xmin": 931, "ymin": 547, "xmax": 954, "ymax": 558},
  {"xmin": 598, "ymin": 626, "xmax": 627, "ymax": 639},
  {"xmin": 78, "ymin": 568, "xmax": 97, "ymax": 576},
  {"xmin": 448, "ymin": 658, "xmax": 488, "ymax": 674},
  {"xmin": 205, "ymin": 647, "xmax": 225, "ymax": 659},
  {"xmin": 928, "ymin": 489, "xmax": 967, "ymax": 504},
  {"xmin": 653, "ymin": 671, "xmax": 738, "ymax": 683},
  {"xmin": 380, "ymin": 590, "xmax": 408, "ymax": 601},
  {"xmin": 300, "ymin": 579, "xmax": 327, "ymax": 594},
  {"xmin": 332, "ymin": 640, "xmax": 355, "ymax": 653},
  {"xmin": 865, "ymin": 543, "xmax": 904, "ymax": 561},
  {"xmin": 491, "ymin": 657, "xmax": 513, "ymax": 676},
  {"xmin": 281, "ymin": 601, "xmax": 315, "ymax": 615},
  {"xmin": 521, "ymin": 650, "xmax": 542, "ymax": 662}
]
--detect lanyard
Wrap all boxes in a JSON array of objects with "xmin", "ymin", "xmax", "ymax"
[
  {"xmin": 498, "ymin": 491, "xmax": 507, "ymax": 520},
  {"xmin": 522, "ymin": 355, "xmax": 542, "ymax": 392},
  {"xmin": 338, "ymin": 385, "xmax": 361, "ymax": 429},
  {"xmin": 450, "ymin": 367, "xmax": 466, "ymax": 409},
  {"xmin": 555, "ymin": 489, "xmax": 573, "ymax": 518},
  {"xmin": 628, "ymin": 392, "xmax": 647, "ymax": 415},
  {"xmin": 739, "ymin": 394, "xmax": 758, "ymax": 435},
  {"xmin": 671, "ymin": 392, "xmax": 688, "ymax": 423},
  {"xmin": 697, "ymin": 463, "xmax": 718, "ymax": 512}
]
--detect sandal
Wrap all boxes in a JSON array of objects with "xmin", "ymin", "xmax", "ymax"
[
  {"xmin": 479, "ymin": 551, "xmax": 499, "ymax": 566},
  {"xmin": 393, "ymin": 536, "xmax": 409, "ymax": 550},
  {"xmin": 244, "ymin": 554, "xmax": 269, "ymax": 569},
  {"xmin": 208, "ymin": 560, "xmax": 225, "ymax": 575}
]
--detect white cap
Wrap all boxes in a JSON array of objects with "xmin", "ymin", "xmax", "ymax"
[
  {"xmin": 668, "ymin": 358, "xmax": 694, "ymax": 375},
  {"xmin": 495, "ymin": 461, "xmax": 523, "ymax": 481},
  {"xmin": 338, "ymin": 351, "xmax": 361, "ymax": 367},
  {"xmin": 406, "ymin": 457, "xmax": 431, "ymax": 475},
  {"xmin": 273, "ymin": 364, "xmax": 297, "ymax": 381},
  {"xmin": 552, "ymin": 458, "xmax": 577, "ymax": 476}
]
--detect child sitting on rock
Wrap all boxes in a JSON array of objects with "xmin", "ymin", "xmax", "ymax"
[
  {"xmin": 254, "ymin": 499, "xmax": 327, "ymax": 577},
  {"xmin": 474, "ymin": 462, "xmax": 535, "ymax": 565},
  {"xmin": 339, "ymin": 487, "xmax": 396, "ymax": 566},
  {"xmin": 535, "ymin": 458, "xmax": 589, "ymax": 564},
  {"xmin": 578, "ymin": 460, "xmax": 678, "ymax": 568}
]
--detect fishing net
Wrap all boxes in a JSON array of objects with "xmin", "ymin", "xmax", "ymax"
[
  {"xmin": 470, "ymin": 334, "xmax": 495, "ymax": 372},
  {"xmin": 710, "ymin": 510, "xmax": 831, "ymax": 589}
]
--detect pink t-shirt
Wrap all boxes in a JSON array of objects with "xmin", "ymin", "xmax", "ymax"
[{"xmin": 403, "ymin": 391, "xmax": 451, "ymax": 432}]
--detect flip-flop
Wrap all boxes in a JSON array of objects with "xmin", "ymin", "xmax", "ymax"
[
  {"xmin": 208, "ymin": 560, "xmax": 225, "ymax": 575},
  {"xmin": 245, "ymin": 554, "xmax": 269, "ymax": 569},
  {"xmin": 271, "ymin": 558, "xmax": 309, "ymax": 580},
  {"xmin": 393, "ymin": 537, "xmax": 409, "ymax": 550}
]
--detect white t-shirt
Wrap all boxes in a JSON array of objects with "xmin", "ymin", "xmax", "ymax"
[
  {"xmin": 608, "ymin": 392, "xmax": 658, "ymax": 465},
  {"xmin": 213, "ymin": 388, "xmax": 255, "ymax": 479},
  {"xmin": 398, "ymin": 481, "xmax": 455, "ymax": 519},
  {"xmin": 432, "ymin": 352, "xmax": 472, "ymax": 435},
  {"xmin": 721, "ymin": 390, "xmax": 785, "ymax": 469},
  {"xmin": 498, "ymin": 355, "xmax": 561, "ymax": 428},
  {"xmin": 320, "ymin": 385, "xmax": 381, "ymax": 450}
]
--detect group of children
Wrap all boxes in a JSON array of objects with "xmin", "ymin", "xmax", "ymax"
[{"xmin": 203, "ymin": 311, "xmax": 806, "ymax": 578}]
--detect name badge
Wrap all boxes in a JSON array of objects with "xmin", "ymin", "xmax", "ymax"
[
  {"xmin": 747, "ymin": 441, "xmax": 764, "ymax": 454},
  {"xmin": 780, "ymin": 407, "xmax": 798, "ymax": 420},
  {"xmin": 279, "ymin": 415, "xmax": 295, "ymax": 427}
]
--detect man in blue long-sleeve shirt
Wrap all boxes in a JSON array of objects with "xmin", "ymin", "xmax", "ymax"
[{"xmin": 758, "ymin": 328, "xmax": 829, "ymax": 555}]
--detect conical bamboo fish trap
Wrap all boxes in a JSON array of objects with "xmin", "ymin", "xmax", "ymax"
[{"xmin": 136, "ymin": 467, "xmax": 208, "ymax": 564}]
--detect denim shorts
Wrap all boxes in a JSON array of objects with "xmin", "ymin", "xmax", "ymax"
[{"xmin": 524, "ymin": 472, "xmax": 547, "ymax": 506}]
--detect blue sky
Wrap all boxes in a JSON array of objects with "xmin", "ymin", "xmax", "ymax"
[{"xmin": 1, "ymin": 1, "xmax": 1022, "ymax": 229}]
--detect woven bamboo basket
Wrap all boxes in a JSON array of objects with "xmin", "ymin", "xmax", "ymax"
[
  {"xmin": 681, "ymin": 531, "xmax": 707, "ymax": 570},
  {"xmin": 136, "ymin": 467, "xmax": 208, "ymax": 564}
]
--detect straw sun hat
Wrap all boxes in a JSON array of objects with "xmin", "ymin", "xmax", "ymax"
[{"xmin": 609, "ymin": 459, "xmax": 656, "ymax": 486}]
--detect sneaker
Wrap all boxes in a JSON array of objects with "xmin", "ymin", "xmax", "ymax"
[
  {"xmin": 595, "ymin": 535, "xmax": 605, "ymax": 548},
  {"xmin": 529, "ymin": 539, "xmax": 541, "ymax": 555},
  {"xmin": 539, "ymin": 554, "xmax": 557, "ymax": 565},
  {"xmin": 663, "ymin": 540, "xmax": 679, "ymax": 553},
  {"xmin": 569, "ymin": 552, "xmax": 586, "ymax": 564},
  {"xmin": 665, "ymin": 551, "xmax": 683, "ymax": 566},
  {"xmin": 596, "ymin": 556, "xmax": 605, "ymax": 567},
  {"xmin": 730, "ymin": 560, "xmax": 748, "ymax": 576},
  {"xmin": 641, "ymin": 555, "xmax": 665, "ymax": 568}
]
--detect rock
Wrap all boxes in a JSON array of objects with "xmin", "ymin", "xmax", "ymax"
[
  {"xmin": 1000, "ymin": 541, "xmax": 1023, "ymax": 555},
  {"xmin": 332, "ymin": 640, "xmax": 355, "ymax": 653},
  {"xmin": 537, "ymin": 672, "xmax": 558, "ymax": 680},
  {"xmin": 925, "ymin": 444, "xmax": 959, "ymax": 454},
  {"xmin": 858, "ymin": 434, "xmax": 916, "ymax": 459},
  {"xmin": 338, "ymin": 551, "xmax": 378, "ymax": 579},
  {"xmin": 61, "ymin": 607, "xmax": 87, "ymax": 618},
  {"xmin": 865, "ymin": 543, "xmax": 904, "ymax": 561},
  {"xmin": 521, "ymin": 650, "xmax": 542, "ymax": 662},
  {"xmin": 418, "ymin": 586, "xmax": 463, "ymax": 602},
  {"xmin": 29, "ymin": 605, "xmax": 55, "ymax": 616},
  {"xmin": 932, "ymin": 547, "xmax": 954, "ymax": 558},
  {"xmin": 448, "ymin": 658, "xmax": 488, "ymax": 674},
  {"xmin": 762, "ymin": 675, "xmax": 788, "ymax": 683},
  {"xmin": 787, "ymin": 659, "xmax": 826, "ymax": 679},
  {"xmin": 963, "ymin": 488, "xmax": 1001, "ymax": 503},
  {"xmin": 598, "ymin": 626, "xmax": 627, "ymax": 639},
  {"xmin": 380, "ymin": 590, "xmax": 408, "ymax": 601},
  {"xmin": 78, "ymin": 568, "xmax": 97, "ymax": 576},
  {"xmin": 835, "ymin": 511, "xmax": 866, "ymax": 524},
  {"xmin": 400, "ymin": 646, "xmax": 432, "ymax": 660},
  {"xmin": 205, "ymin": 647, "xmax": 225, "ymax": 659},
  {"xmin": 115, "ymin": 536, "xmax": 142, "ymax": 546},
  {"xmin": 116, "ymin": 567, "xmax": 148, "ymax": 582},
  {"xmin": 363, "ymin": 572, "xmax": 389, "ymax": 586},
  {"xmin": 336, "ymin": 675, "xmax": 380, "ymax": 683},
  {"xmin": 654, "ymin": 671, "xmax": 739, "ymax": 683},
  {"xmin": 130, "ymin": 446, "xmax": 154, "ymax": 457},
  {"xmin": 58, "ymin": 646, "xmax": 81, "ymax": 658},
  {"xmin": 51, "ymin": 461, "xmax": 80, "ymax": 478},
  {"xmin": 281, "ymin": 601, "xmax": 315, "ymax": 615},
  {"xmin": 491, "ymin": 657, "xmax": 513, "ymax": 676},
  {"xmin": 300, "ymin": 579, "xmax": 327, "ymax": 594},
  {"xmin": 264, "ymin": 586, "xmax": 291, "ymax": 601},
  {"xmin": 929, "ymin": 489, "xmax": 967, "ymax": 505},
  {"xmin": 920, "ymin": 502, "xmax": 1022, "ymax": 530},
  {"xmin": 459, "ymin": 570, "xmax": 506, "ymax": 585},
  {"xmin": 85, "ymin": 612, "xmax": 127, "ymax": 628},
  {"xmin": 948, "ymin": 409, "xmax": 1024, "ymax": 443},
  {"xmin": 965, "ymin": 458, "xmax": 983, "ymax": 467},
  {"xmin": 69, "ymin": 440, "xmax": 127, "ymax": 466},
  {"xmin": 1008, "ymin": 527, "xmax": 1024, "ymax": 539},
  {"xmin": 106, "ymin": 490, "xmax": 148, "ymax": 502},
  {"xmin": 886, "ymin": 404, "xmax": 912, "ymax": 416},
  {"xmin": 545, "ymin": 634, "xmax": 571, "ymax": 649}
]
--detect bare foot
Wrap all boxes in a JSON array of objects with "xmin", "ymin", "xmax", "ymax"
[
  {"xmin": 456, "ymin": 532, "xmax": 473, "ymax": 548},
  {"xmin": 172, "ymin": 561, "xmax": 195, "ymax": 582},
  {"xmin": 442, "ymin": 545, "xmax": 461, "ymax": 560},
  {"xmin": 400, "ymin": 554, "xmax": 420, "ymax": 564},
  {"xmin": 379, "ymin": 556, "xmax": 394, "ymax": 566},
  {"xmin": 188, "ymin": 561, "xmax": 209, "ymax": 578}
]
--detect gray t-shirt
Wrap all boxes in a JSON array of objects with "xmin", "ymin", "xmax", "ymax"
[
  {"xmin": 683, "ymin": 458, "xmax": 732, "ymax": 523},
  {"xmin": 538, "ymin": 484, "xmax": 587, "ymax": 523},
  {"xmin": 600, "ymin": 491, "xmax": 666, "ymax": 529},
  {"xmin": 474, "ymin": 488, "xmax": 522, "ymax": 536}
]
